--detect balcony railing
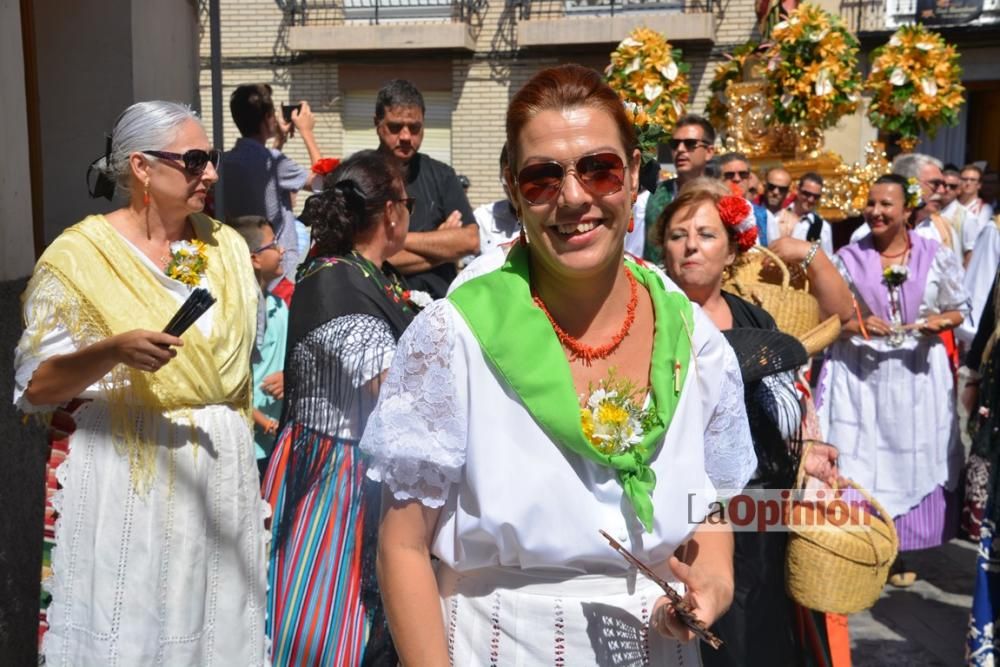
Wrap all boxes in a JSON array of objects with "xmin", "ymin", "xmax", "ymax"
[
  {"xmin": 280, "ymin": 0, "xmax": 472, "ymax": 25},
  {"xmin": 516, "ymin": 0, "xmax": 710, "ymax": 19}
]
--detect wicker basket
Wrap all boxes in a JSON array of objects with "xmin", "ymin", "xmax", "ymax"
[
  {"xmin": 798, "ymin": 314, "xmax": 842, "ymax": 358},
  {"xmin": 785, "ymin": 441, "xmax": 898, "ymax": 615},
  {"xmin": 724, "ymin": 246, "xmax": 821, "ymax": 338}
]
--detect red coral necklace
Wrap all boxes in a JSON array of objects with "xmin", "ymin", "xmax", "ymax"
[{"xmin": 532, "ymin": 267, "xmax": 639, "ymax": 364}]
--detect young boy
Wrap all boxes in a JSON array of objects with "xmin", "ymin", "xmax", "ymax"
[{"xmin": 229, "ymin": 215, "xmax": 289, "ymax": 479}]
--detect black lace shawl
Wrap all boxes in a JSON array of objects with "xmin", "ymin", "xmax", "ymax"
[
  {"xmin": 723, "ymin": 291, "xmax": 803, "ymax": 489},
  {"xmin": 275, "ymin": 255, "xmax": 414, "ymax": 666}
]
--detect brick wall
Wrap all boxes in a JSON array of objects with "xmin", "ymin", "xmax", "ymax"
[{"xmin": 199, "ymin": 1, "xmax": 760, "ymax": 208}]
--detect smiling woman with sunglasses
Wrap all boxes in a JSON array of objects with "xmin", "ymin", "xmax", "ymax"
[
  {"xmin": 361, "ymin": 64, "xmax": 756, "ymax": 665},
  {"xmin": 14, "ymin": 101, "xmax": 267, "ymax": 664}
]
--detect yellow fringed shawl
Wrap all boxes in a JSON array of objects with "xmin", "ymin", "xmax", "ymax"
[{"xmin": 22, "ymin": 213, "xmax": 257, "ymax": 487}]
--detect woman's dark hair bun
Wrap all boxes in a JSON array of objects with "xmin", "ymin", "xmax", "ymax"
[{"xmin": 305, "ymin": 150, "xmax": 403, "ymax": 258}]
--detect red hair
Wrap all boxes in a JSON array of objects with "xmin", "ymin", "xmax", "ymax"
[{"xmin": 505, "ymin": 64, "xmax": 638, "ymax": 171}]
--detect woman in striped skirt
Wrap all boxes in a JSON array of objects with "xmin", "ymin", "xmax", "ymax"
[{"xmin": 263, "ymin": 150, "xmax": 417, "ymax": 665}]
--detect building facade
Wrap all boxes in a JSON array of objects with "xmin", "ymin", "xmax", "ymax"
[{"xmin": 198, "ymin": 1, "xmax": 1000, "ymax": 211}]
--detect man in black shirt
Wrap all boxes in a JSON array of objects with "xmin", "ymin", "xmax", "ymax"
[{"xmin": 375, "ymin": 80, "xmax": 478, "ymax": 298}]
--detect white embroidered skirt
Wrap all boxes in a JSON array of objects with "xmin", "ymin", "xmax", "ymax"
[{"xmin": 437, "ymin": 563, "xmax": 702, "ymax": 666}]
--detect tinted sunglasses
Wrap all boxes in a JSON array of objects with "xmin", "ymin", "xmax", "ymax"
[
  {"xmin": 396, "ymin": 197, "xmax": 416, "ymax": 214},
  {"xmin": 668, "ymin": 138, "xmax": 710, "ymax": 152},
  {"xmin": 799, "ymin": 189, "xmax": 822, "ymax": 200},
  {"xmin": 765, "ymin": 182, "xmax": 790, "ymax": 194},
  {"xmin": 384, "ymin": 121, "xmax": 423, "ymax": 135},
  {"xmin": 144, "ymin": 148, "xmax": 221, "ymax": 175},
  {"xmin": 516, "ymin": 152, "xmax": 626, "ymax": 205},
  {"xmin": 925, "ymin": 179, "xmax": 946, "ymax": 191},
  {"xmin": 946, "ymin": 182, "xmax": 960, "ymax": 191},
  {"xmin": 722, "ymin": 170, "xmax": 750, "ymax": 181}
]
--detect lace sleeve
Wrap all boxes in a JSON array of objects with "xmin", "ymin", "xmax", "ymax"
[
  {"xmin": 360, "ymin": 299, "xmax": 468, "ymax": 508},
  {"xmin": 703, "ymin": 342, "xmax": 756, "ymax": 497},
  {"xmin": 933, "ymin": 243, "xmax": 970, "ymax": 314}
]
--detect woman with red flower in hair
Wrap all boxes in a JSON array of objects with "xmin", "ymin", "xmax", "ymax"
[{"xmin": 655, "ymin": 176, "xmax": 852, "ymax": 666}]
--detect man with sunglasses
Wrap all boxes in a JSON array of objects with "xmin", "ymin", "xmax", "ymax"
[
  {"xmin": 940, "ymin": 166, "xmax": 968, "ymax": 250},
  {"xmin": 221, "ymin": 83, "xmax": 325, "ymax": 296},
  {"xmin": 718, "ymin": 152, "xmax": 769, "ymax": 245},
  {"xmin": 373, "ymin": 80, "xmax": 477, "ymax": 299},
  {"xmin": 643, "ymin": 114, "xmax": 717, "ymax": 260},
  {"xmin": 769, "ymin": 172, "xmax": 832, "ymax": 256},
  {"xmin": 959, "ymin": 164, "xmax": 995, "ymax": 264}
]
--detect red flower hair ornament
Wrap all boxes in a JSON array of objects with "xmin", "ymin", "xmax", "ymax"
[
  {"xmin": 311, "ymin": 157, "xmax": 341, "ymax": 176},
  {"xmin": 717, "ymin": 195, "xmax": 758, "ymax": 252}
]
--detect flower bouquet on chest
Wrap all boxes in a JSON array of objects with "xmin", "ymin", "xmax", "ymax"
[{"xmin": 882, "ymin": 264, "xmax": 909, "ymax": 347}]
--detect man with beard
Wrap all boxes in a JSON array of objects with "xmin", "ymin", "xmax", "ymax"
[
  {"xmin": 643, "ymin": 114, "xmax": 716, "ymax": 261},
  {"xmin": 374, "ymin": 79, "xmax": 478, "ymax": 298}
]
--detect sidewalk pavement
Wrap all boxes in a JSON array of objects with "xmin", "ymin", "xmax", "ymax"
[{"xmin": 849, "ymin": 538, "xmax": 977, "ymax": 666}]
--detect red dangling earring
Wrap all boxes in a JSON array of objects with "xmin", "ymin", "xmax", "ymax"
[
  {"xmin": 628, "ymin": 215, "xmax": 635, "ymax": 233},
  {"xmin": 143, "ymin": 182, "xmax": 150, "ymax": 207},
  {"xmin": 519, "ymin": 225, "xmax": 527, "ymax": 245}
]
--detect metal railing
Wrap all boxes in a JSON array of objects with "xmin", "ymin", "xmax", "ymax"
[
  {"xmin": 516, "ymin": 0, "xmax": 710, "ymax": 19},
  {"xmin": 279, "ymin": 0, "xmax": 472, "ymax": 25}
]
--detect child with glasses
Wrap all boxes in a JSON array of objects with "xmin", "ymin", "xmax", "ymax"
[{"xmin": 230, "ymin": 215, "xmax": 289, "ymax": 478}]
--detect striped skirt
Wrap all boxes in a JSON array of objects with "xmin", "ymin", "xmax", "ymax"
[{"xmin": 263, "ymin": 425, "xmax": 388, "ymax": 666}]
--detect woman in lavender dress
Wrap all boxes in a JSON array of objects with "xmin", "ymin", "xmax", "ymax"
[{"xmin": 817, "ymin": 174, "xmax": 968, "ymax": 585}]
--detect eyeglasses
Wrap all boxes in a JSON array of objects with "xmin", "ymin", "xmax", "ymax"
[
  {"xmin": 799, "ymin": 190, "xmax": 822, "ymax": 200},
  {"xmin": 143, "ymin": 148, "xmax": 221, "ymax": 175},
  {"xmin": 515, "ymin": 152, "xmax": 626, "ymax": 205},
  {"xmin": 396, "ymin": 197, "xmax": 416, "ymax": 214},
  {"xmin": 765, "ymin": 182, "xmax": 790, "ymax": 194},
  {"xmin": 722, "ymin": 170, "xmax": 750, "ymax": 181},
  {"xmin": 961, "ymin": 176, "xmax": 980, "ymax": 184},
  {"xmin": 946, "ymin": 182, "xmax": 960, "ymax": 191},
  {"xmin": 924, "ymin": 179, "xmax": 946, "ymax": 191},
  {"xmin": 252, "ymin": 239, "xmax": 282, "ymax": 254},
  {"xmin": 383, "ymin": 121, "xmax": 423, "ymax": 135},
  {"xmin": 668, "ymin": 138, "xmax": 710, "ymax": 152}
]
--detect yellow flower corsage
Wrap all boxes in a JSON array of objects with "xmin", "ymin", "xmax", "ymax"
[
  {"xmin": 581, "ymin": 370, "xmax": 658, "ymax": 456},
  {"xmin": 165, "ymin": 239, "xmax": 209, "ymax": 288}
]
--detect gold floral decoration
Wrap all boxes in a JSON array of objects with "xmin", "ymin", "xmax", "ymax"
[
  {"xmin": 764, "ymin": 3, "xmax": 862, "ymax": 129},
  {"xmin": 606, "ymin": 27, "xmax": 690, "ymax": 135},
  {"xmin": 865, "ymin": 24, "xmax": 965, "ymax": 144},
  {"xmin": 705, "ymin": 41, "xmax": 766, "ymax": 133}
]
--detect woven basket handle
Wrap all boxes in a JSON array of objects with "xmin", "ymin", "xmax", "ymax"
[
  {"xmin": 749, "ymin": 245, "xmax": 791, "ymax": 289},
  {"xmin": 794, "ymin": 439, "xmax": 900, "ymax": 556},
  {"xmin": 839, "ymin": 477, "xmax": 900, "ymax": 554}
]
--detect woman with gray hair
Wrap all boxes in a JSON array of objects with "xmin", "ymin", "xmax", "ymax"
[{"xmin": 14, "ymin": 101, "xmax": 268, "ymax": 664}]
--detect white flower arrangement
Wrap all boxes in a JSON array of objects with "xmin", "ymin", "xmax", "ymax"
[{"xmin": 580, "ymin": 371, "xmax": 659, "ymax": 457}]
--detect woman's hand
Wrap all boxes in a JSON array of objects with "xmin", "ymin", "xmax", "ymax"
[
  {"xmin": 862, "ymin": 315, "xmax": 892, "ymax": 337},
  {"xmin": 803, "ymin": 442, "xmax": 840, "ymax": 489},
  {"xmin": 650, "ymin": 555, "xmax": 733, "ymax": 642},
  {"xmin": 918, "ymin": 314, "xmax": 957, "ymax": 334},
  {"xmin": 112, "ymin": 330, "xmax": 183, "ymax": 373},
  {"xmin": 260, "ymin": 371, "xmax": 285, "ymax": 400}
]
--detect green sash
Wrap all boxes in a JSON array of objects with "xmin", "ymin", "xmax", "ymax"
[{"xmin": 448, "ymin": 244, "xmax": 693, "ymax": 531}]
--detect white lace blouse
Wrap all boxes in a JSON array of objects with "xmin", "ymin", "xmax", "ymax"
[{"xmin": 359, "ymin": 274, "xmax": 755, "ymax": 574}]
